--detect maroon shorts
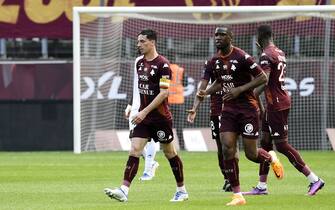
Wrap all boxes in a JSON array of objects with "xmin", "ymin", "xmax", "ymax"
[
  {"xmin": 262, "ymin": 109, "xmax": 289, "ymax": 141},
  {"xmin": 220, "ymin": 109, "xmax": 259, "ymax": 139},
  {"xmin": 210, "ymin": 115, "xmax": 220, "ymax": 140},
  {"xmin": 129, "ymin": 120, "xmax": 174, "ymax": 144}
]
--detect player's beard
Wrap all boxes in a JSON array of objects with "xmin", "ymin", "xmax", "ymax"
[{"xmin": 217, "ymin": 42, "xmax": 230, "ymax": 52}]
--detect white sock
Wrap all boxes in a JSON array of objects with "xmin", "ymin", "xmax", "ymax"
[
  {"xmin": 269, "ymin": 151, "xmax": 278, "ymax": 163},
  {"xmin": 307, "ymin": 172, "xmax": 319, "ymax": 183},
  {"xmin": 144, "ymin": 141, "xmax": 156, "ymax": 175},
  {"xmin": 120, "ymin": 185, "xmax": 129, "ymax": 195},
  {"xmin": 234, "ymin": 192, "xmax": 243, "ymax": 196},
  {"xmin": 257, "ymin": 182, "xmax": 267, "ymax": 189},
  {"xmin": 177, "ymin": 185, "xmax": 187, "ymax": 193}
]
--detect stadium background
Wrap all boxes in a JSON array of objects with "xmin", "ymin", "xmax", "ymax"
[{"xmin": 0, "ymin": 0, "xmax": 334, "ymax": 151}]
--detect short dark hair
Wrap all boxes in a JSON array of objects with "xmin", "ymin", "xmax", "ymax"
[
  {"xmin": 138, "ymin": 29, "xmax": 157, "ymax": 41},
  {"xmin": 257, "ymin": 25, "xmax": 272, "ymax": 40},
  {"xmin": 215, "ymin": 26, "xmax": 233, "ymax": 39}
]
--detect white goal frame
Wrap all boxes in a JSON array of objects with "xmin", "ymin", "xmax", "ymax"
[{"xmin": 73, "ymin": 5, "xmax": 335, "ymax": 153}]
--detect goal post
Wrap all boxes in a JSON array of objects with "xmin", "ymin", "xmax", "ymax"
[{"xmin": 73, "ymin": 6, "xmax": 335, "ymax": 153}]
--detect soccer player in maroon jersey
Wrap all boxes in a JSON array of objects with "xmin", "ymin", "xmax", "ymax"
[
  {"xmin": 104, "ymin": 29, "xmax": 188, "ymax": 202},
  {"xmin": 243, "ymin": 25, "xmax": 324, "ymax": 196},
  {"xmin": 198, "ymin": 26, "xmax": 284, "ymax": 206},
  {"xmin": 187, "ymin": 59, "xmax": 235, "ymax": 192}
]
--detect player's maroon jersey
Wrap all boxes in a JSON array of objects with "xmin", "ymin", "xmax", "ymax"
[
  {"xmin": 135, "ymin": 55, "xmax": 172, "ymax": 123},
  {"xmin": 202, "ymin": 60, "xmax": 223, "ymax": 116},
  {"xmin": 209, "ymin": 46, "xmax": 263, "ymax": 112},
  {"xmin": 260, "ymin": 44, "xmax": 291, "ymax": 111}
]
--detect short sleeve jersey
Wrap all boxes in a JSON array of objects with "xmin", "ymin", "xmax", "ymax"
[
  {"xmin": 260, "ymin": 44, "xmax": 291, "ymax": 111},
  {"xmin": 135, "ymin": 55, "xmax": 172, "ymax": 123},
  {"xmin": 209, "ymin": 47, "xmax": 263, "ymax": 112},
  {"xmin": 202, "ymin": 60, "xmax": 223, "ymax": 116}
]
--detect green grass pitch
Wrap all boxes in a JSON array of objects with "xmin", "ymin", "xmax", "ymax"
[{"xmin": 0, "ymin": 151, "xmax": 334, "ymax": 210}]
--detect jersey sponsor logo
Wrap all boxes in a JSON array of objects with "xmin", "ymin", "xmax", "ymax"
[
  {"xmin": 221, "ymin": 74, "xmax": 233, "ymax": 81},
  {"xmin": 222, "ymin": 82, "xmax": 234, "ymax": 93},
  {"xmin": 139, "ymin": 83, "xmax": 155, "ymax": 95},
  {"xmin": 139, "ymin": 74, "xmax": 149, "ymax": 81},
  {"xmin": 139, "ymin": 83, "xmax": 149, "ymax": 89},
  {"xmin": 138, "ymin": 89, "xmax": 155, "ymax": 95}
]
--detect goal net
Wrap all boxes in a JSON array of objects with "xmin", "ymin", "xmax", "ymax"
[{"xmin": 73, "ymin": 6, "xmax": 335, "ymax": 153}]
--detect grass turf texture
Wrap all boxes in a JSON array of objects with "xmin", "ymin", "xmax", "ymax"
[{"xmin": 0, "ymin": 151, "xmax": 333, "ymax": 210}]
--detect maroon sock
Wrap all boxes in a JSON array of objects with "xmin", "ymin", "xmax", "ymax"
[
  {"xmin": 168, "ymin": 155, "xmax": 184, "ymax": 187},
  {"xmin": 259, "ymin": 140, "xmax": 272, "ymax": 177},
  {"xmin": 215, "ymin": 138, "xmax": 226, "ymax": 179},
  {"xmin": 255, "ymin": 148, "xmax": 272, "ymax": 164},
  {"xmin": 122, "ymin": 156, "xmax": 139, "ymax": 186},
  {"xmin": 218, "ymin": 152, "xmax": 226, "ymax": 178},
  {"xmin": 223, "ymin": 158, "xmax": 239, "ymax": 189},
  {"xmin": 275, "ymin": 141, "xmax": 310, "ymax": 176}
]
